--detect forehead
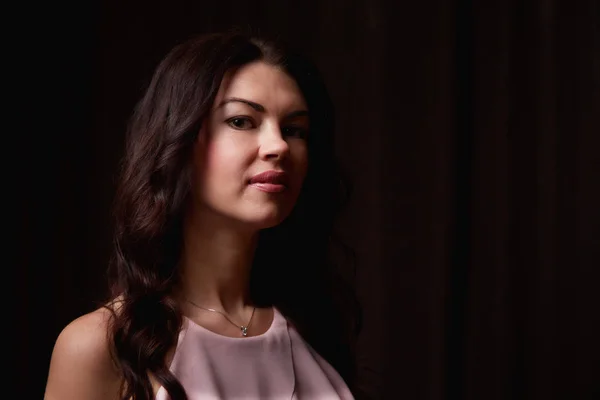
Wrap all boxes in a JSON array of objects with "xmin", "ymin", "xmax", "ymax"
[{"xmin": 213, "ymin": 61, "xmax": 307, "ymax": 111}]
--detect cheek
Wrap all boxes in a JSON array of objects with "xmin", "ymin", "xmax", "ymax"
[
  {"xmin": 203, "ymin": 142, "xmax": 224, "ymax": 174},
  {"xmin": 202, "ymin": 137, "xmax": 249, "ymax": 182}
]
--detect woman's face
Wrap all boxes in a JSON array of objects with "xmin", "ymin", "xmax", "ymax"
[{"xmin": 191, "ymin": 61, "xmax": 310, "ymax": 230}]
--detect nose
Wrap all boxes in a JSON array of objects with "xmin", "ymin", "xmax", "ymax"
[{"xmin": 258, "ymin": 122, "xmax": 290, "ymax": 161}]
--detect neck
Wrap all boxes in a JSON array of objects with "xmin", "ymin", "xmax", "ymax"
[{"xmin": 179, "ymin": 206, "xmax": 259, "ymax": 314}]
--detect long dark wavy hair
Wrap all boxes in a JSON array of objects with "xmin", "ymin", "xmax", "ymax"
[{"xmin": 105, "ymin": 30, "xmax": 362, "ymax": 400}]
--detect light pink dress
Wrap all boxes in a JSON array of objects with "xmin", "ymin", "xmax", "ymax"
[{"xmin": 155, "ymin": 307, "xmax": 355, "ymax": 400}]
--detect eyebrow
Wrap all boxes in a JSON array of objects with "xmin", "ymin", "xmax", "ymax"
[{"xmin": 218, "ymin": 97, "xmax": 309, "ymax": 119}]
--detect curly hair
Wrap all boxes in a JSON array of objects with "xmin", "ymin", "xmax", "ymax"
[{"xmin": 105, "ymin": 30, "xmax": 362, "ymax": 400}]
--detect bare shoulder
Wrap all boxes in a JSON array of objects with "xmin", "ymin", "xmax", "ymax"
[{"xmin": 44, "ymin": 307, "xmax": 122, "ymax": 400}]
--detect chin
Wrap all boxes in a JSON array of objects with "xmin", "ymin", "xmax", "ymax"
[
  {"xmin": 247, "ymin": 213, "xmax": 289, "ymax": 230},
  {"xmin": 242, "ymin": 206, "xmax": 294, "ymax": 230}
]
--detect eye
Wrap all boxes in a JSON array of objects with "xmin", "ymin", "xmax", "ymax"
[
  {"xmin": 282, "ymin": 126, "xmax": 308, "ymax": 139},
  {"xmin": 227, "ymin": 117, "xmax": 255, "ymax": 130}
]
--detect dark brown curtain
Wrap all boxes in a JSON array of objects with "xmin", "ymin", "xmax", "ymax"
[
  {"xmin": 21, "ymin": 0, "xmax": 598, "ymax": 399},
  {"xmin": 460, "ymin": 2, "xmax": 600, "ymax": 399}
]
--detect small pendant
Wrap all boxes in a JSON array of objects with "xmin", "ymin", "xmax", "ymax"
[{"xmin": 241, "ymin": 326, "xmax": 248, "ymax": 336}]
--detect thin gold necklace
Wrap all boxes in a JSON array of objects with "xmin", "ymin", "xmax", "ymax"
[{"xmin": 186, "ymin": 299, "xmax": 256, "ymax": 337}]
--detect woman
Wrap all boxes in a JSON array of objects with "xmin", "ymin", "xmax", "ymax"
[{"xmin": 45, "ymin": 31, "xmax": 362, "ymax": 400}]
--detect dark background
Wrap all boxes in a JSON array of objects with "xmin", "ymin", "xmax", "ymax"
[{"xmin": 19, "ymin": 0, "xmax": 599, "ymax": 399}]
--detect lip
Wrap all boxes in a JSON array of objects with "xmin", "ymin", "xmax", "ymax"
[
  {"xmin": 249, "ymin": 170, "xmax": 288, "ymax": 193},
  {"xmin": 249, "ymin": 182, "xmax": 287, "ymax": 193},
  {"xmin": 249, "ymin": 170, "xmax": 288, "ymax": 185}
]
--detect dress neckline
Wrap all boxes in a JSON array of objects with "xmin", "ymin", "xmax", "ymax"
[{"xmin": 183, "ymin": 306, "xmax": 284, "ymax": 341}]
